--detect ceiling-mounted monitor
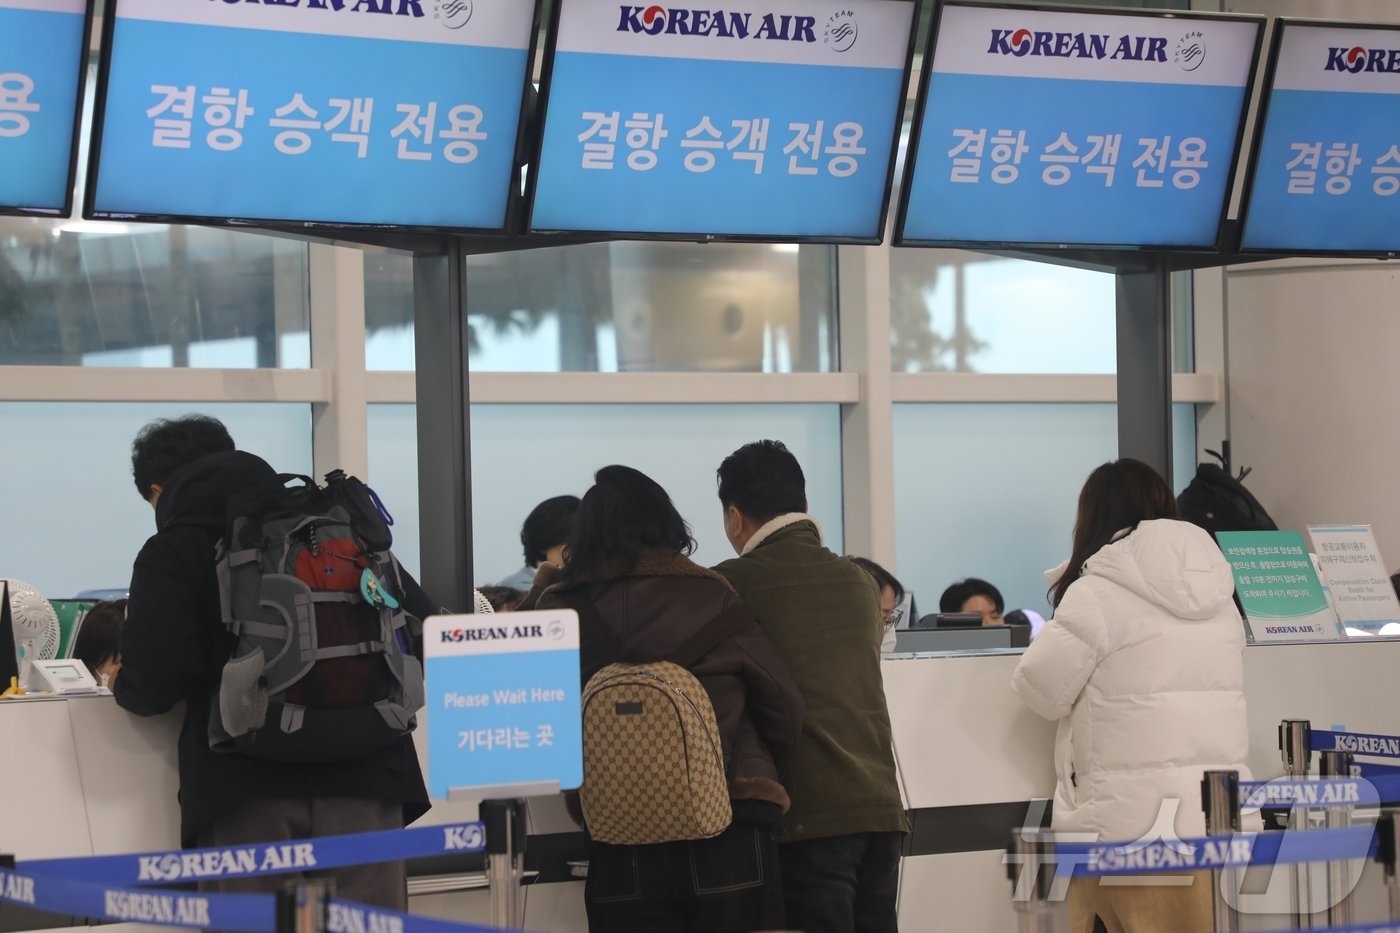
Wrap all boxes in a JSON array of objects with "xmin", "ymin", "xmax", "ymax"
[
  {"xmin": 1239, "ymin": 19, "xmax": 1400, "ymax": 257},
  {"xmin": 895, "ymin": 2, "xmax": 1264, "ymax": 251},
  {"xmin": 0, "ymin": 0, "xmax": 92, "ymax": 217},
  {"xmin": 85, "ymin": 0, "xmax": 540, "ymax": 233},
  {"xmin": 526, "ymin": 0, "xmax": 919, "ymax": 244}
]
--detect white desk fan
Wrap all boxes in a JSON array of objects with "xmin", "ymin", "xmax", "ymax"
[{"xmin": 3, "ymin": 579, "xmax": 62, "ymax": 683}]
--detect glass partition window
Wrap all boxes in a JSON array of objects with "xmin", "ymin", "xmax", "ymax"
[
  {"xmin": 365, "ymin": 242, "xmax": 839, "ymax": 373},
  {"xmin": 0, "ymin": 217, "xmax": 310, "ymax": 368},
  {"xmin": 0, "ymin": 402, "xmax": 312, "ymax": 599},
  {"xmin": 890, "ymin": 249, "xmax": 1118, "ymax": 374},
  {"xmin": 892, "ymin": 402, "xmax": 1197, "ymax": 621},
  {"xmin": 889, "ymin": 249, "xmax": 1196, "ymax": 374},
  {"xmin": 367, "ymin": 403, "xmax": 844, "ymax": 594}
]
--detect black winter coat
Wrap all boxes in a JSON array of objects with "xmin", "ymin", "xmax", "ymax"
[{"xmin": 115, "ymin": 450, "xmax": 431, "ymax": 846}]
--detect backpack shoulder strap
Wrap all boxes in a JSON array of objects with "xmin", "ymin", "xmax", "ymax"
[{"xmin": 669, "ymin": 604, "xmax": 754, "ymax": 670}]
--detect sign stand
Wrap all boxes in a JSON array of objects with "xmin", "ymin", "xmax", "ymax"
[
  {"xmin": 278, "ymin": 880, "xmax": 331, "ymax": 933},
  {"xmin": 483, "ymin": 798, "xmax": 529, "ymax": 929}
]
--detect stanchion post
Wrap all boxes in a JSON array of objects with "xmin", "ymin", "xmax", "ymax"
[
  {"xmin": 483, "ymin": 798, "xmax": 528, "ymax": 929},
  {"xmin": 1279, "ymin": 719, "xmax": 1312, "ymax": 925},
  {"xmin": 276, "ymin": 880, "xmax": 332, "ymax": 933},
  {"xmin": 1377, "ymin": 808, "xmax": 1400, "ymax": 921},
  {"xmin": 1008, "ymin": 829, "xmax": 1063, "ymax": 933},
  {"xmin": 1202, "ymin": 771, "xmax": 1241, "ymax": 933},
  {"xmin": 1319, "ymin": 749, "xmax": 1355, "ymax": 928}
]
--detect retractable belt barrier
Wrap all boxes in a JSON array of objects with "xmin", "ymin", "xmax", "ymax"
[
  {"xmin": 0, "ymin": 866, "xmax": 531, "ymax": 933},
  {"xmin": 18, "ymin": 821, "xmax": 487, "ymax": 886},
  {"xmin": 1049, "ymin": 824, "xmax": 1378, "ymax": 878},
  {"xmin": 1, "ymin": 820, "xmax": 535, "ymax": 933},
  {"xmin": 1314, "ymin": 731, "xmax": 1400, "ymax": 759},
  {"xmin": 0, "ymin": 865, "xmax": 277, "ymax": 932}
]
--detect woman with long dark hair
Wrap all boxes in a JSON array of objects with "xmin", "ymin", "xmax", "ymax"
[
  {"xmin": 536, "ymin": 464, "xmax": 803, "ymax": 933},
  {"xmin": 1012, "ymin": 459, "xmax": 1249, "ymax": 933}
]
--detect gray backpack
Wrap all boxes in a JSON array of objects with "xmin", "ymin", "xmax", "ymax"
[{"xmin": 209, "ymin": 471, "xmax": 424, "ymax": 763}]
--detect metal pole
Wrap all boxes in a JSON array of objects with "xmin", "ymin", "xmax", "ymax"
[
  {"xmin": 1008, "ymin": 829, "xmax": 1065, "ymax": 933},
  {"xmin": 483, "ymin": 798, "xmax": 527, "ymax": 929},
  {"xmin": 1377, "ymin": 809, "xmax": 1400, "ymax": 921},
  {"xmin": 1319, "ymin": 750, "xmax": 1355, "ymax": 927},
  {"xmin": 1202, "ymin": 771, "xmax": 1241, "ymax": 933},
  {"xmin": 1279, "ymin": 719, "xmax": 1313, "ymax": 926},
  {"xmin": 1115, "ymin": 257, "xmax": 1174, "ymax": 484},
  {"xmin": 276, "ymin": 881, "xmax": 332, "ymax": 933},
  {"xmin": 412, "ymin": 238, "xmax": 474, "ymax": 612}
]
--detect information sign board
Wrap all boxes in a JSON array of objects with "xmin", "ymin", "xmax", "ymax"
[
  {"xmin": 423, "ymin": 609, "xmax": 582, "ymax": 800},
  {"xmin": 1240, "ymin": 20, "xmax": 1400, "ymax": 256},
  {"xmin": 1217, "ymin": 530, "xmax": 1344, "ymax": 643},
  {"xmin": 1307, "ymin": 524, "xmax": 1400, "ymax": 633},
  {"xmin": 87, "ymin": 0, "xmax": 537, "ymax": 231},
  {"xmin": 897, "ymin": 3, "xmax": 1262, "ymax": 249},
  {"xmin": 0, "ymin": 0, "xmax": 90, "ymax": 216},
  {"xmin": 527, "ymin": 0, "xmax": 916, "ymax": 241}
]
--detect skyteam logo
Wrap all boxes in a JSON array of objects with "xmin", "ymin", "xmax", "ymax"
[
  {"xmin": 1325, "ymin": 45, "xmax": 1400, "ymax": 73},
  {"xmin": 434, "ymin": 0, "xmax": 471, "ymax": 29},
  {"xmin": 1174, "ymin": 30, "xmax": 1205, "ymax": 71},
  {"xmin": 987, "ymin": 28, "xmax": 1168, "ymax": 62},
  {"xmin": 824, "ymin": 10, "xmax": 857, "ymax": 52},
  {"xmin": 616, "ymin": 6, "xmax": 818, "ymax": 42}
]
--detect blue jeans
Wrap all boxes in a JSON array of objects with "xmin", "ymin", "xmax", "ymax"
[{"xmin": 779, "ymin": 831, "xmax": 903, "ymax": 933}]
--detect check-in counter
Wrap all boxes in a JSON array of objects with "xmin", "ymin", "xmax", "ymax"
[{"xmin": 5, "ymin": 639, "xmax": 1400, "ymax": 932}]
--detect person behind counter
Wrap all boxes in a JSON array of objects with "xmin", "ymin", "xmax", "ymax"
[
  {"xmin": 850, "ymin": 557, "xmax": 905, "ymax": 654},
  {"xmin": 1011, "ymin": 458, "xmax": 1249, "ymax": 933},
  {"xmin": 497, "ymin": 494, "xmax": 580, "ymax": 591},
  {"xmin": 115, "ymin": 414, "xmax": 432, "ymax": 909},
  {"xmin": 939, "ymin": 577, "xmax": 1005, "ymax": 626},
  {"xmin": 536, "ymin": 464, "xmax": 803, "ymax": 933},
  {"xmin": 714, "ymin": 440, "xmax": 907, "ymax": 933},
  {"xmin": 70, "ymin": 599, "xmax": 125, "ymax": 688}
]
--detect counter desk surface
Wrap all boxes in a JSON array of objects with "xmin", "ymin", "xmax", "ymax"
[{"xmin": 3, "ymin": 639, "xmax": 1397, "ymax": 933}]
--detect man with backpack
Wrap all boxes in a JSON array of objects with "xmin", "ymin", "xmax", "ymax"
[
  {"xmin": 115, "ymin": 415, "xmax": 432, "ymax": 908},
  {"xmin": 714, "ymin": 440, "xmax": 909, "ymax": 933}
]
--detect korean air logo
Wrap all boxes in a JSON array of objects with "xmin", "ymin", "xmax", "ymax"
[
  {"xmin": 616, "ymin": 6, "xmax": 818, "ymax": 42},
  {"xmin": 1005, "ymin": 28, "xmax": 1033, "ymax": 54},
  {"xmin": 824, "ymin": 10, "xmax": 858, "ymax": 53},
  {"xmin": 1175, "ymin": 31, "xmax": 1205, "ymax": 71},
  {"xmin": 434, "ymin": 0, "xmax": 471, "ymax": 29},
  {"xmin": 987, "ymin": 28, "xmax": 1167, "ymax": 62},
  {"xmin": 1326, "ymin": 46, "xmax": 1400, "ymax": 73}
]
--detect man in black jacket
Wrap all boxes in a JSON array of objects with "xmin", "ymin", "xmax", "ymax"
[{"xmin": 115, "ymin": 415, "xmax": 430, "ymax": 908}]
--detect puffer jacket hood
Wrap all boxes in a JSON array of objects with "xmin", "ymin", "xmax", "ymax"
[{"xmin": 1085, "ymin": 519, "xmax": 1236, "ymax": 621}]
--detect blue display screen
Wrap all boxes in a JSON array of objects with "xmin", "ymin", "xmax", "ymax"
[
  {"xmin": 1242, "ymin": 22, "xmax": 1400, "ymax": 255},
  {"xmin": 527, "ymin": 0, "xmax": 915, "ymax": 241},
  {"xmin": 88, "ymin": 0, "xmax": 536, "ymax": 230},
  {"xmin": 0, "ymin": 1, "xmax": 87, "ymax": 215},
  {"xmin": 899, "ymin": 4, "xmax": 1261, "ymax": 249}
]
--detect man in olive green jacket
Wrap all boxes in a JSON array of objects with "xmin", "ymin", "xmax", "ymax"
[{"xmin": 713, "ymin": 440, "xmax": 908, "ymax": 933}]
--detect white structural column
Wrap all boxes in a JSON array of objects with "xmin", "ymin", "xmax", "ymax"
[
  {"xmin": 837, "ymin": 244, "xmax": 897, "ymax": 570},
  {"xmin": 309, "ymin": 243, "xmax": 370, "ymax": 480}
]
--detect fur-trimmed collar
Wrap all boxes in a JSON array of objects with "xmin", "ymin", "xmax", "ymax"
[
  {"xmin": 741, "ymin": 513, "xmax": 823, "ymax": 556},
  {"xmin": 546, "ymin": 549, "xmax": 733, "ymax": 592}
]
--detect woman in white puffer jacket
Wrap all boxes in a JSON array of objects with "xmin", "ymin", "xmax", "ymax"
[{"xmin": 1012, "ymin": 458, "xmax": 1249, "ymax": 933}]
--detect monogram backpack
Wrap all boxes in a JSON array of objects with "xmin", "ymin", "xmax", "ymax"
[{"xmin": 566, "ymin": 596, "xmax": 751, "ymax": 845}]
